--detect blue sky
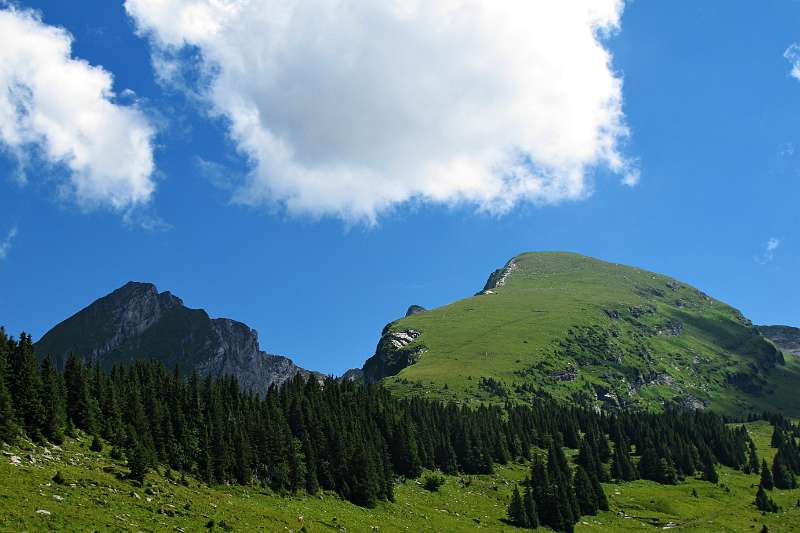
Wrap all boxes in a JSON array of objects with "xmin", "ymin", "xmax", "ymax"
[{"xmin": 0, "ymin": 1, "xmax": 799, "ymax": 375}]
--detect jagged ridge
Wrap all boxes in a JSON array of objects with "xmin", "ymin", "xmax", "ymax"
[{"xmin": 34, "ymin": 282, "xmax": 310, "ymax": 394}]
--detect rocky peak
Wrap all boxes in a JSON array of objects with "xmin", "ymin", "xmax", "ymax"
[
  {"xmin": 35, "ymin": 282, "xmax": 313, "ymax": 395},
  {"xmin": 478, "ymin": 258, "xmax": 519, "ymax": 294},
  {"xmin": 405, "ymin": 305, "xmax": 426, "ymax": 317},
  {"xmin": 758, "ymin": 325, "xmax": 800, "ymax": 356}
]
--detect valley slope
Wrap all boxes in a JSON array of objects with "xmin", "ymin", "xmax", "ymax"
[{"xmin": 364, "ymin": 252, "xmax": 799, "ymax": 415}]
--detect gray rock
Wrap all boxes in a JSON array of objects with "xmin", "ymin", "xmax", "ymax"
[
  {"xmin": 405, "ymin": 305, "xmax": 427, "ymax": 317},
  {"xmin": 340, "ymin": 368, "xmax": 364, "ymax": 382},
  {"xmin": 362, "ymin": 328, "xmax": 425, "ymax": 382},
  {"xmin": 757, "ymin": 325, "xmax": 800, "ymax": 356},
  {"xmin": 477, "ymin": 259, "xmax": 518, "ymax": 295},
  {"xmin": 34, "ymin": 282, "xmax": 313, "ymax": 396}
]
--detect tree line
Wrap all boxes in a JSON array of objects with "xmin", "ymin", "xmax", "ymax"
[{"xmin": 0, "ymin": 329, "xmax": 761, "ymax": 531}]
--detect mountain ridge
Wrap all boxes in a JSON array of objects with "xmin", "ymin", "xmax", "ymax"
[
  {"xmin": 363, "ymin": 251, "xmax": 799, "ymax": 415},
  {"xmin": 34, "ymin": 281, "xmax": 311, "ymax": 394}
]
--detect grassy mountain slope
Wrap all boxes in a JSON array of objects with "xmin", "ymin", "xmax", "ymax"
[
  {"xmin": 370, "ymin": 252, "xmax": 796, "ymax": 415},
  {"xmin": 1, "ymin": 422, "xmax": 797, "ymax": 532}
]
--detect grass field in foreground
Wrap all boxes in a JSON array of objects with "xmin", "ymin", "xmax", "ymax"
[{"xmin": 1, "ymin": 420, "xmax": 798, "ymax": 532}]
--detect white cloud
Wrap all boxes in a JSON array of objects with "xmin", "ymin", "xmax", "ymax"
[
  {"xmin": 0, "ymin": 226, "xmax": 17, "ymax": 260},
  {"xmin": 126, "ymin": 0, "xmax": 635, "ymax": 222},
  {"xmin": 0, "ymin": 7, "xmax": 156, "ymax": 210},
  {"xmin": 756, "ymin": 237, "xmax": 781, "ymax": 265},
  {"xmin": 786, "ymin": 43, "xmax": 800, "ymax": 81}
]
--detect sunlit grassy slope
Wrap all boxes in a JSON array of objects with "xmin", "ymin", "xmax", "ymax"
[
  {"xmin": 377, "ymin": 252, "xmax": 797, "ymax": 415},
  {"xmin": 1, "ymin": 422, "xmax": 797, "ymax": 532}
]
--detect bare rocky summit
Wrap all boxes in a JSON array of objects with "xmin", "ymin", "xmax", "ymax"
[{"xmin": 34, "ymin": 282, "xmax": 311, "ymax": 395}]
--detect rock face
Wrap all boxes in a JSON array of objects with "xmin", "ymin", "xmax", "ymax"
[
  {"xmin": 758, "ymin": 325, "xmax": 800, "ymax": 356},
  {"xmin": 477, "ymin": 259, "xmax": 518, "ymax": 295},
  {"xmin": 35, "ymin": 282, "xmax": 311, "ymax": 395},
  {"xmin": 405, "ymin": 305, "xmax": 426, "ymax": 317},
  {"xmin": 362, "ymin": 325, "xmax": 425, "ymax": 382},
  {"xmin": 340, "ymin": 368, "xmax": 364, "ymax": 382}
]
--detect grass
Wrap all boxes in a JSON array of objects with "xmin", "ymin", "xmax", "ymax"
[
  {"xmin": 1, "ymin": 423, "xmax": 798, "ymax": 532},
  {"xmin": 376, "ymin": 252, "xmax": 798, "ymax": 416}
]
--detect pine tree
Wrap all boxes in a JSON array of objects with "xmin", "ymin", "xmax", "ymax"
[
  {"xmin": 755, "ymin": 485, "xmax": 778, "ymax": 513},
  {"xmin": 507, "ymin": 485, "xmax": 528, "ymax": 527},
  {"xmin": 702, "ymin": 454, "xmax": 719, "ymax": 484},
  {"xmin": 40, "ymin": 357, "xmax": 66, "ymax": 444},
  {"xmin": 747, "ymin": 440, "xmax": 760, "ymax": 474},
  {"xmin": 9, "ymin": 334, "xmax": 46, "ymax": 441},
  {"xmin": 772, "ymin": 451, "xmax": 797, "ymax": 490},
  {"xmin": 574, "ymin": 465, "xmax": 599, "ymax": 516},
  {"xmin": 64, "ymin": 353, "xmax": 96, "ymax": 432},
  {"xmin": 128, "ymin": 443, "xmax": 149, "ymax": 484},
  {"xmin": 523, "ymin": 483, "xmax": 539, "ymax": 528},
  {"xmin": 0, "ymin": 345, "xmax": 18, "ymax": 442},
  {"xmin": 760, "ymin": 459, "xmax": 775, "ymax": 490}
]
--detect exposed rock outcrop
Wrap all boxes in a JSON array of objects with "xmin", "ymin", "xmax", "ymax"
[
  {"xmin": 405, "ymin": 305, "xmax": 427, "ymax": 317},
  {"xmin": 340, "ymin": 368, "xmax": 364, "ymax": 382},
  {"xmin": 477, "ymin": 259, "xmax": 518, "ymax": 295},
  {"xmin": 362, "ymin": 327, "xmax": 425, "ymax": 382},
  {"xmin": 758, "ymin": 325, "xmax": 800, "ymax": 356},
  {"xmin": 34, "ymin": 282, "xmax": 311, "ymax": 395}
]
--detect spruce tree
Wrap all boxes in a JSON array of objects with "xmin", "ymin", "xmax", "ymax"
[
  {"xmin": 0, "ymin": 349, "xmax": 18, "ymax": 443},
  {"xmin": 574, "ymin": 465, "xmax": 599, "ymax": 516},
  {"xmin": 40, "ymin": 357, "xmax": 66, "ymax": 444},
  {"xmin": 128, "ymin": 443, "xmax": 149, "ymax": 484},
  {"xmin": 702, "ymin": 455, "xmax": 719, "ymax": 484},
  {"xmin": 507, "ymin": 485, "xmax": 528, "ymax": 527},
  {"xmin": 755, "ymin": 485, "xmax": 778, "ymax": 513},
  {"xmin": 523, "ymin": 482, "xmax": 539, "ymax": 528},
  {"xmin": 772, "ymin": 451, "xmax": 797, "ymax": 490},
  {"xmin": 760, "ymin": 459, "xmax": 775, "ymax": 490},
  {"xmin": 9, "ymin": 334, "xmax": 46, "ymax": 441}
]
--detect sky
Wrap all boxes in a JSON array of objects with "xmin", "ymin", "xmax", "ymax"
[{"xmin": 0, "ymin": 0, "xmax": 799, "ymax": 375}]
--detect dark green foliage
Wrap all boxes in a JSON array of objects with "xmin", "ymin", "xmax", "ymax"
[
  {"xmin": 702, "ymin": 454, "xmax": 719, "ymax": 484},
  {"xmin": 9, "ymin": 334, "xmax": 45, "ymax": 441},
  {"xmin": 755, "ymin": 485, "xmax": 779, "ymax": 513},
  {"xmin": 90, "ymin": 434, "xmax": 103, "ymax": 453},
  {"xmin": 422, "ymin": 472, "xmax": 446, "ymax": 492},
  {"xmin": 507, "ymin": 485, "xmax": 527, "ymax": 527},
  {"xmin": 574, "ymin": 466, "xmax": 599, "ymax": 516},
  {"xmin": 760, "ymin": 460, "xmax": 774, "ymax": 490},
  {"xmin": 40, "ymin": 357, "xmax": 66, "ymax": 444},
  {"xmin": 772, "ymin": 450, "xmax": 797, "ymax": 490},
  {"xmin": 0, "ymin": 329, "xmax": 759, "ymax": 515},
  {"xmin": 52, "ymin": 470, "xmax": 65, "ymax": 485},
  {"xmin": 128, "ymin": 443, "xmax": 149, "ymax": 483}
]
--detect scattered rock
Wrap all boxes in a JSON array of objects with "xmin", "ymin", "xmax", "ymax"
[
  {"xmin": 52, "ymin": 495, "xmax": 63, "ymax": 501},
  {"xmin": 9, "ymin": 455, "xmax": 21, "ymax": 466},
  {"xmin": 36, "ymin": 509, "xmax": 51, "ymax": 516},
  {"xmin": 666, "ymin": 281, "xmax": 682, "ymax": 292},
  {"xmin": 604, "ymin": 309, "xmax": 621, "ymax": 319},
  {"xmin": 550, "ymin": 366, "xmax": 578, "ymax": 381}
]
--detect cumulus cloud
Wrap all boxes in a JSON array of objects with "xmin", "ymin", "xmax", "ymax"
[
  {"xmin": 755, "ymin": 237, "xmax": 781, "ymax": 265},
  {"xmin": 126, "ymin": 0, "xmax": 635, "ymax": 221},
  {"xmin": 786, "ymin": 43, "xmax": 800, "ymax": 81},
  {"xmin": 0, "ymin": 7, "xmax": 156, "ymax": 210},
  {"xmin": 0, "ymin": 226, "xmax": 17, "ymax": 260}
]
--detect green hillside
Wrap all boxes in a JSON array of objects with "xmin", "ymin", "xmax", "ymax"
[
  {"xmin": 368, "ymin": 252, "xmax": 798, "ymax": 415},
  {"xmin": 2, "ymin": 422, "xmax": 797, "ymax": 532}
]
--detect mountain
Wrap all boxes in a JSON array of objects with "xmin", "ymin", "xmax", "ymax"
[
  {"xmin": 363, "ymin": 252, "xmax": 800, "ymax": 415},
  {"xmin": 34, "ymin": 281, "xmax": 311, "ymax": 394},
  {"xmin": 758, "ymin": 325, "xmax": 800, "ymax": 356}
]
